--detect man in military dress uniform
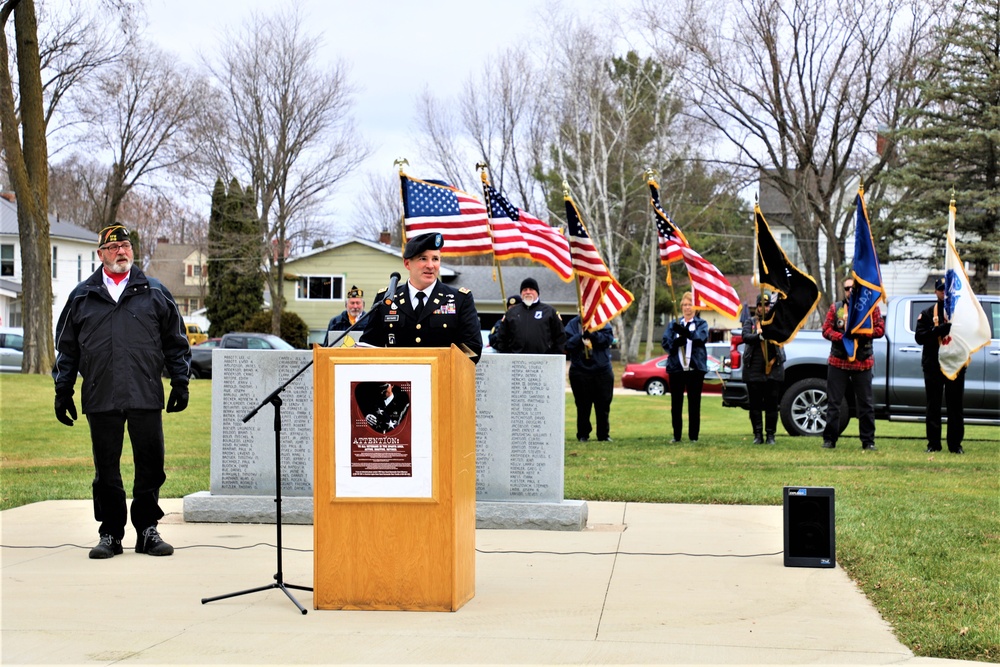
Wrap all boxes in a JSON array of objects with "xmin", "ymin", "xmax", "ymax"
[{"xmin": 359, "ymin": 233, "xmax": 482, "ymax": 362}]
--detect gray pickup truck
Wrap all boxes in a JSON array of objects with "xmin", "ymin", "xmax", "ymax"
[{"xmin": 722, "ymin": 295, "xmax": 1000, "ymax": 436}]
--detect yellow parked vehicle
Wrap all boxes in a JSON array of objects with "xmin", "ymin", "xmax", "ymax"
[{"xmin": 184, "ymin": 322, "xmax": 208, "ymax": 346}]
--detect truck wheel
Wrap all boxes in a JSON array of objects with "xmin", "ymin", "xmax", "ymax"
[
  {"xmin": 645, "ymin": 378, "xmax": 667, "ymax": 396},
  {"xmin": 779, "ymin": 378, "xmax": 849, "ymax": 437}
]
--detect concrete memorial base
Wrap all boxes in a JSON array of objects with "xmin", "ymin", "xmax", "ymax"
[
  {"xmin": 183, "ymin": 493, "xmax": 587, "ymax": 531},
  {"xmin": 182, "ymin": 491, "xmax": 313, "ymax": 525}
]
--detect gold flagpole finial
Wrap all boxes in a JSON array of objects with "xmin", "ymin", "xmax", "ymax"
[
  {"xmin": 644, "ymin": 167, "xmax": 656, "ymax": 181},
  {"xmin": 950, "ymin": 186, "xmax": 956, "ymax": 206},
  {"xmin": 561, "ymin": 180, "xmax": 570, "ymax": 198},
  {"xmin": 477, "ymin": 162, "xmax": 489, "ymax": 184},
  {"xmin": 393, "ymin": 157, "xmax": 409, "ymax": 173}
]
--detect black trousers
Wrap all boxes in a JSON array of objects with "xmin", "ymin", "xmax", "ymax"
[
  {"xmin": 924, "ymin": 366, "xmax": 965, "ymax": 451},
  {"xmin": 823, "ymin": 366, "xmax": 875, "ymax": 446},
  {"xmin": 747, "ymin": 379, "xmax": 781, "ymax": 413},
  {"xmin": 87, "ymin": 410, "xmax": 166, "ymax": 540},
  {"xmin": 569, "ymin": 367, "xmax": 614, "ymax": 440},
  {"xmin": 668, "ymin": 370, "xmax": 705, "ymax": 441}
]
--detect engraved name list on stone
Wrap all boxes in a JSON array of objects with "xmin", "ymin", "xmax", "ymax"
[
  {"xmin": 210, "ymin": 350, "xmax": 314, "ymax": 497},
  {"xmin": 474, "ymin": 355, "xmax": 564, "ymax": 503}
]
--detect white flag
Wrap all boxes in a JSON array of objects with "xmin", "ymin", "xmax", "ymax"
[{"xmin": 938, "ymin": 201, "xmax": 991, "ymax": 379}]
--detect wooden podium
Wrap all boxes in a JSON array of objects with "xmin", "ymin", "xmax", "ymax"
[{"xmin": 312, "ymin": 346, "xmax": 476, "ymax": 611}]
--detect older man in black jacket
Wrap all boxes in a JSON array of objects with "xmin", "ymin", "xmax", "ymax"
[{"xmin": 53, "ymin": 224, "xmax": 191, "ymax": 559}]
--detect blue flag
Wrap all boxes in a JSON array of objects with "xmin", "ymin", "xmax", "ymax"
[{"xmin": 844, "ymin": 188, "xmax": 886, "ymax": 361}]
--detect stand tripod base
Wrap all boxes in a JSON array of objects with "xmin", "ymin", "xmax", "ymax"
[{"xmin": 202, "ymin": 576, "xmax": 313, "ymax": 615}]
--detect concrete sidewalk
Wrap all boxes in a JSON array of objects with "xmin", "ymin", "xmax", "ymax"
[{"xmin": 0, "ymin": 499, "xmax": 977, "ymax": 665}]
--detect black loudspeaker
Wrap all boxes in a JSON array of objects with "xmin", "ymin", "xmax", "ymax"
[{"xmin": 783, "ymin": 486, "xmax": 835, "ymax": 568}]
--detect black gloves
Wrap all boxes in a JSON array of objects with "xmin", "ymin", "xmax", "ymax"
[
  {"xmin": 54, "ymin": 391, "xmax": 77, "ymax": 426},
  {"xmin": 166, "ymin": 380, "xmax": 189, "ymax": 413},
  {"xmin": 936, "ymin": 322, "xmax": 952, "ymax": 337},
  {"xmin": 582, "ymin": 330, "xmax": 591, "ymax": 340},
  {"xmin": 672, "ymin": 320, "xmax": 688, "ymax": 338}
]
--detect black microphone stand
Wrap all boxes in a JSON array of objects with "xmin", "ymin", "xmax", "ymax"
[{"xmin": 201, "ymin": 311, "xmax": 372, "ymax": 614}]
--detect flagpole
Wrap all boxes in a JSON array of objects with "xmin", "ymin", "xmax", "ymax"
[
  {"xmin": 562, "ymin": 180, "xmax": 587, "ymax": 326},
  {"xmin": 393, "ymin": 158, "xmax": 409, "ymax": 253},
  {"xmin": 478, "ymin": 164, "xmax": 507, "ymax": 304}
]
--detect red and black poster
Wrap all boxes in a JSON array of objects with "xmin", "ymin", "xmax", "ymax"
[{"xmin": 350, "ymin": 381, "xmax": 413, "ymax": 477}]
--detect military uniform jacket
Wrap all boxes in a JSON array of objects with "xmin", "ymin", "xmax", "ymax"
[{"xmin": 359, "ymin": 280, "xmax": 483, "ymax": 362}]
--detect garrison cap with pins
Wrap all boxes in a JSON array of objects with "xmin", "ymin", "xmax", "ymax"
[
  {"xmin": 347, "ymin": 285, "xmax": 364, "ymax": 299},
  {"xmin": 98, "ymin": 225, "xmax": 130, "ymax": 247},
  {"xmin": 403, "ymin": 233, "xmax": 444, "ymax": 259}
]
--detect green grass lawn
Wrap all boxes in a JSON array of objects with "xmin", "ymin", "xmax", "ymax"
[{"xmin": 1, "ymin": 373, "xmax": 997, "ymax": 661}]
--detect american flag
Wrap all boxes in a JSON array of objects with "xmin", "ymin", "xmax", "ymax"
[
  {"xmin": 648, "ymin": 178, "xmax": 689, "ymax": 264},
  {"xmin": 400, "ymin": 173, "xmax": 492, "ymax": 256},
  {"xmin": 484, "ymin": 183, "xmax": 573, "ymax": 281},
  {"xmin": 564, "ymin": 195, "xmax": 634, "ymax": 330},
  {"xmin": 648, "ymin": 178, "xmax": 741, "ymax": 319}
]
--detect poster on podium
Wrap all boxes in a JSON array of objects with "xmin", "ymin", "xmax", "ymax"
[{"xmin": 333, "ymin": 363, "xmax": 432, "ymax": 499}]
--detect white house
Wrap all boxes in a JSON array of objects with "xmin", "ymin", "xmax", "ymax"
[{"xmin": 0, "ymin": 194, "xmax": 97, "ymax": 333}]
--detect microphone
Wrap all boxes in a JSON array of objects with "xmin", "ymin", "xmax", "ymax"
[{"xmin": 383, "ymin": 272, "xmax": 401, "ymax": 305}]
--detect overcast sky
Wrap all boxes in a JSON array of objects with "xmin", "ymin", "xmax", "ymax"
[{"xmin": 138, "ymin": 0, "xmax": 627, "ymax": 236}]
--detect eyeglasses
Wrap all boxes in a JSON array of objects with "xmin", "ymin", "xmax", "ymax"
[
  {"xmin": 100, "ymin": 242, "xmax": 132, "ymax": 253},
  {"xmin": 843, "ymin": 285, "xmax": 853, "ymax": 291}
]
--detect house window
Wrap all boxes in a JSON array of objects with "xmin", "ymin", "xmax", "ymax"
[
  {"xmin": 779, "ymin": 232, "xmax": 800, "ymax": 265},
  {"xmin": 51, "ymin": 245, "xmax": 58, "ymax": 279},
  {"xmin": 297, "ymin": 275, "xmax": 343, "ymax": 300},
  {"xmin": 7, "ymin": 298, "xmax": 22, "ymax": 327},
  {"xmin": 91, "ymin": 251, "xmax": 98, "ymax": 272},
  {"xmin": 1, "ymin": 244, "xmax": 13, "ymax": 277},
  {"xmin": 78, "ymin": 255, "xmax": 83, "ymax": 281}
]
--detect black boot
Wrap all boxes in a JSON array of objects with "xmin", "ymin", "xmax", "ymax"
[
  {"xmin": 750, "ymin": 411, "xmax": 763, "ymax": 444},
  {"xmin": 765, "ymin": 411, "xmax": 778, "ymax": 444}
]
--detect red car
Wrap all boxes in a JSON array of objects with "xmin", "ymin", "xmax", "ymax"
[{"xmin": 620, "ymin": 348, "xmax": 728, "ymax": 396}]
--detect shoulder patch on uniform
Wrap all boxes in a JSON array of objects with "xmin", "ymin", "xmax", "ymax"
[
  {"xmin": 459, "ymin": 287, "xmax": 470, "ymax": 294},
  {"xmin": 376, "ymin": 287, "xmax": 387, "ymax": 294}
]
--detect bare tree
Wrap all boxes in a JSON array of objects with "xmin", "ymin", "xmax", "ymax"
[
  {"xmin": 413, "ymin": 88, "xmax": 475, "ymax": 193},
  {"xmin": 202, "ymin": 6, "xmax": 368, "ymax": 335},
  {"xmin": 34, "ymin": 1, "xmax": 127, "ymax": 158},
  {"xmin": 645, "ymin": 0, "xmax": 951, "ymax": 310},
  {"xmin": 544, "ymin": 15, "xmax": 689, "ymax": 361},
  {"xmin": 460, "ymin": 46, "xmax": 550, "ymax": 212},
  {"xmin": 73, "ymin": 44, "xmax": 206, "ymax": 231},
  {"xmin": 1, "ymin": 0, "xmax": 53, "ymax": 373},
  {"xmin": 353, "ymin": 169, "xmax": 403, "ymax": 246}
]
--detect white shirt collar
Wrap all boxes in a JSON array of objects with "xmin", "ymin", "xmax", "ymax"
[
  {"xmin": 102, "ymin": 271, "xmax": 130, "ymax": 302},
  {"xmin": 408, "ymin": 281, "xmax": 433, "ymax": 305}
]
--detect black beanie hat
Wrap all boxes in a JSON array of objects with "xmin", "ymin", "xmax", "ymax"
[{"xmin": 520, "ymin": 277, "xmax": 539, "ymax": 294}]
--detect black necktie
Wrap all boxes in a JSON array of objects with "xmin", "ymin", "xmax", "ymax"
[{"xmin": 413, "ymin": 292, "xmax": 425, "ymax": 319}]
